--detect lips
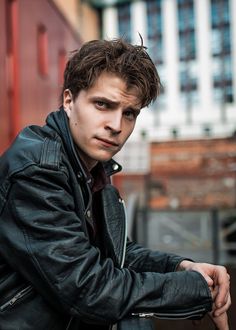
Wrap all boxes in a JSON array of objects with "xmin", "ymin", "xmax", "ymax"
[{"xmin": 95, "ymin": 137, "xmax": 119, "ymax": 147}]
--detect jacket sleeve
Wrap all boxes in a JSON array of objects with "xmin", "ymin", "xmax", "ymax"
[
  {"xmin": 0, "ymin": 164, "xmax": 212, "ymax": 324},
  {"xmin": 125, "ymin": 239, "xmax": 190, "ymax": 273}
]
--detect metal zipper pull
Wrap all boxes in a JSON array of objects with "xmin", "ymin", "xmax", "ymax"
[{"xmin": 0, "ymin": 285, "xmax": 32, "ymax": 311}]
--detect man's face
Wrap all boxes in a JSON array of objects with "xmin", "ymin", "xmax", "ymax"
[{"xmin": 63, "ymin": 72, "xmax": 141, "ymax": 170}]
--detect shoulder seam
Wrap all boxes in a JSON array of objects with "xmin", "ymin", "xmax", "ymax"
[{"xmin": 40, "ymin": 137, "xmax": 61, "ymax": 170}]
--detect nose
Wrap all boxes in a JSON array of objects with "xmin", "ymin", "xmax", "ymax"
[{"xmin": 105, "ymin": 111, "xmax": 122, "ymax": 135}]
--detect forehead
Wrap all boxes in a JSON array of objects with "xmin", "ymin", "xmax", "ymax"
[{"xmin": 87, "ymin": 72, "xmax": 141, "ymax": 106}]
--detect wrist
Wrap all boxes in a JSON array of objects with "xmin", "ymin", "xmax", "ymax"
[{"xmin": 177, "ymin": 260, "xmax": 194, "ymax": 271}]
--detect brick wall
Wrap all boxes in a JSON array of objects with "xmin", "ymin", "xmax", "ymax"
[
  {"xmin": 149, "ymin": 137, "xmax": 236, "ymax": 209},
  {"xmin": 114, "ymin": 137, "xmax": 236, "ymax": 210}
]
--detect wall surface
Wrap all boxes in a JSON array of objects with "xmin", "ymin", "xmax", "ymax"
[
  {"xmin": 0, "ymin": 0, "xmax": 83, "ymax": 153},
  {"xmin": 0, "ymin": 1, "xmax": 9, "ymax": 152},
  {"xmin": 53, "ymin": 0, "xmax": 100, "ymax": 41}
]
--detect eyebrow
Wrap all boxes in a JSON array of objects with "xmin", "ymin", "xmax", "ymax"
[{"xmin": 90, "ymin": 96, "xmax": 141, "ymax": 113}]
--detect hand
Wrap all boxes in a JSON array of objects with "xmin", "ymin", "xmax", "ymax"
[
  {"xmin": 209, "ymin": 311, "xmax": 229, "ymax": 330},
  {"xmin": 178, "ymin": 261, "xmax": 231, "ymax": 316},
  {"xmin": 208, "ymin": 285, "xmax": 230, "ymax": 329}
]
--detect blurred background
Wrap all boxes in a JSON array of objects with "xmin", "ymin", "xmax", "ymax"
[{"xmin": 0, "ymin": 0, "xmax": 235, "ymax": 328}]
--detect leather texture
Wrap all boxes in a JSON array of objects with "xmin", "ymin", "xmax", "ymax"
[{"xmin": 0, "ymin": 108, "xmax": 212, "ymax": 329}]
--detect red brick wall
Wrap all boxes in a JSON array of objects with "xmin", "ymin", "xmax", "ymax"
[
  {"xmin": 113, "ymin": 137, "xmax": 236, "ymax": 210},
  {"xmin": 149, "ymin": 138, "xmax": 236, "ymax": 209}
]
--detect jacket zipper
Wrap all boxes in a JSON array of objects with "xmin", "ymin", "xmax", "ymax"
[
  {"xmin": 0, "ymin": 285, "xmax": 32, "ymax": 312},
  {"xmin": 120, "ymin": 199, "xmax": 127, "ymax": 269},
  {"xmin": 131, "ymin": 307, "xmax": 207, "ymax": 320}
]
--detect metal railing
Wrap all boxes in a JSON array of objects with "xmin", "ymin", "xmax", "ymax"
[{"xmin": 126, "ymin": 197, "xmax": 236, "ymax": 265}]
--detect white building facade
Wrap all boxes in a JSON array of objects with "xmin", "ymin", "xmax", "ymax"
[{"xmin": 101, "ymin": 0, "xmax": 236, "ymax": 142}]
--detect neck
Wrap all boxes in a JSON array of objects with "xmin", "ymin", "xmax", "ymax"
[{"xmin": 76, "ymin": 147, "xmax": 98, "ymax": 172}]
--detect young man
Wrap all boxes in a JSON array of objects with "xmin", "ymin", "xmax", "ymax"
[{"xmin": 0, "ymin": 39, "xmax": 230, "ymax": 330}]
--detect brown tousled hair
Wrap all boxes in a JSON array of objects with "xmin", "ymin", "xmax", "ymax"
[{"xmin": 61, "ymin": 38, "xmax": 161, "ymax": 108}]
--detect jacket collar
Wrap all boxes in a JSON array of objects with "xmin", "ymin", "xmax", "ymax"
[{"xmin": 46, "ymin": 107, "xmax": 122, "ymax": 181}]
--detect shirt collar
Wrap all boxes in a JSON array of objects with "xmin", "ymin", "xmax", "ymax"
[{"xmin": 79, "ymin": 158, "xmax": 110, "ymax": 193}]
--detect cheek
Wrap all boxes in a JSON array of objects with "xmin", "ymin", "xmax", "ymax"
[
  {"xmin": 125, "ymin": 122, "xmax": 135, "ymax": 138},
  {"xmin": 120, "ymin": 126, "xmax": 134, "ymax": 147},
  {"xmin": 71, "ymin": 120, "xmax": 94, "ymax": 146}
]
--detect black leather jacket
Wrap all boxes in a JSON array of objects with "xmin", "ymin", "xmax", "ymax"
[{"xmin": 0, "ymin": 108, "xmax": 212, "ymax": 329}]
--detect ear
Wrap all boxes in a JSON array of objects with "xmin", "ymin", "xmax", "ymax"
[{"xmin": 63, "ymin": 89, "xmax": 73, "ymax": 117}]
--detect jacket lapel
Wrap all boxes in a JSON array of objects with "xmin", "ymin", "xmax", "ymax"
[{"xmin": 100, "ymin": 184, "xmax": 127, "ymax": 268}]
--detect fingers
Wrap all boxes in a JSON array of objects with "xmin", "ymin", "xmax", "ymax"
[
  {"xmin": 213, "ymin": 266, "xmax": 230, "ymax": 309},
  {"xmin": 181, "ymin": 262, "xmax": 231, "ymax": 316},
  {"xmin": 213, "ymin": 293, "xmax": 231, "ymax": 317},
  {"xmin": 204, "ymin": 274, "xmax": 214, "ymax": 287},
  {"xmin": 208, "ymin": 311, "xmax": 229, "ymax": 330},
  {"xmin": 189, "ymin": 263, "xmax": 214, "ymax": 286}
]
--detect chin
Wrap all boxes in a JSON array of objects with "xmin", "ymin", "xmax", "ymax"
[
  {"xmin": 94, "ymin": 152, "xmax": 115, "ymax": 163},
  {"xmin": 97, "ymin": 156, "xmax": 113, "ymax": 163}
]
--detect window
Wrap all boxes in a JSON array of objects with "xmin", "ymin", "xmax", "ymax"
[
  {"xmin": 177, "ymin": 0, "xmax": 198, "ymax": 113},
  {"xmin": 177, "ymin": 0, "xmax": 196, "ymax": 61},
  {"xmin": 210, "ymin": 0, "xmax": 231, "ymax": 56},
  {"xmin": 146, "ymin": 0, "xmax": 165, "ymax": 113},
  {"xmin": 37, "ymin": 25, "xmax": 48, "ymax": 77},
  {"xmin": 146, "ymin": 0, "xmax": 163, "ymax": 65},
  {"xmin": 212, "ymin": 84, "xmax": 233, "ymax": 104},
  {"xmin": 211, "ymin": 0, "xmax": 230, "ymax": 27},
  {"xmin": 211, "ymin": 27, "xmax": 231, "ymax": 55},
  {"xmin": 210, "ymin": 0, "xmax": 233, "ymax": 104},
  {"xmin": 117, "ymin": 3, "xmax": 131, "ymax": 42},
  {"xmin": 212, "ymin": 55, "xmax": 232, "ymax": 83},
  {"xmin": 179, "ymin": 31, "xmax": 196, "ymax": 61},
  {"xmin": 179, "ymin": 60, "xmax": 198, "ymax": 108}
]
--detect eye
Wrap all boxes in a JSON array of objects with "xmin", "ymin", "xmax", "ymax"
[
  {"xmin": 124, "ymin": 110, "xmax": 138, "ymax": 121},
  {"xmin": 95, "ymin": 100, "xmax": 108, "ymax": 109}
]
